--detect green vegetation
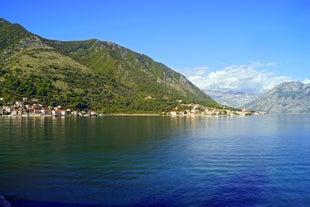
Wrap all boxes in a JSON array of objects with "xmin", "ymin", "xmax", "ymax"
[
  {"xmin": 0, "ymin": 18, "xmax": 30, "ymax": 53},
  {"xmin": 0, "ymin": 17, "xmax": 218, "ymax": 113}
]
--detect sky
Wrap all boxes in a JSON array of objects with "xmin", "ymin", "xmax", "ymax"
[{"xmin": 1, "ymin": 0, "xmax": 310, "ymax": 94}]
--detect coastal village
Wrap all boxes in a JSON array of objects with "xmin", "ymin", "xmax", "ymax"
[
  {"xmin": 0, "ymin": 97, "xmax": 98, "ymax": 117},
  {"xmin": 169, "ymin": 101, "xmax": 267, "ymax": 116},
  {"xmin": 0, "ymin": 97, "xmax": 266, "ymax": 117}
]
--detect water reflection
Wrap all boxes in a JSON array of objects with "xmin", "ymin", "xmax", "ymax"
[{"xmin": 1, "ymin": 115, "xmax": 310, "ymax": 206}]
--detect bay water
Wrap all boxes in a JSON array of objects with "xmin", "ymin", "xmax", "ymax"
[{"xmin": 0, "ymin": 115, "xmax": 310, "ymax": 206}]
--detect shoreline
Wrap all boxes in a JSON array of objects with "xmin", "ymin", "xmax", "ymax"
[
  {"xmin": 0, "ymin": 113, "xmax": 258, "ymax": 118},
  {"xmin": 0, "ymin": 113, "xmax": 164, "ymax": 117},
  {"xmin": 105, "ymin": 113, "xmax": 163, "ymax": 116}
]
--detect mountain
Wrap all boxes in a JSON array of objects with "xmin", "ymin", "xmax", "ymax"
[
  {"xmin": 204, "ymin": 89, "xmax": 259, "ymax": 108},
  {"xmin": 0, "ymin": 18, "xmax": 217, "ymax": 113},
  {"xmin": 245, "ymin": 81, "xmax": 310, "ymax": 113}
]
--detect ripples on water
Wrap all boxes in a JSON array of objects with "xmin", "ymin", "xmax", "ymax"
[{"xmin": 0, "ymin": 115, "xmax": 310, "ymax": 206}]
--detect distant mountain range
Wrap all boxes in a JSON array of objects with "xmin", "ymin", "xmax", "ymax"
[
  {"xmin": 205, "ymin": 82, "xmax": 310, "ymax": 114},
  {"xmin": 245, "ymin": 81, "xmax": 310, "ymax": 113},
  {"xmin": 204, "ymin": 90, "xmax": 259, "ymax": 108},
  {"xmin": 0, "ymin": 18, "xmax": 216, "ymax": 113}
]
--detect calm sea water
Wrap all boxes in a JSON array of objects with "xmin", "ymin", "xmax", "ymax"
[{"xmin": 0, "ymin": 114, "xmax": 310, "ymax": 207}]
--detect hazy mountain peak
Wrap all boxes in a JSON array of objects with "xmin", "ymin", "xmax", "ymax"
[
  {"xmin": 205, "ymin": 89, "xmax": 259, "ymax": 108},
  {"xmin": 245, "ymin": 81, "xmax": 310, "ymax": 113}
]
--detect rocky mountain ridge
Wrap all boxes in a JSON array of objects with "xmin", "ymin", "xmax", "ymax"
[{"xmin": 245, "ymin": 81, "xmax": 310, "ymax": 113}]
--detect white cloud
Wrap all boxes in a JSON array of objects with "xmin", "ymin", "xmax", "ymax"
[
  {"xmin": 183, "ymin": 66, "xmax": 209, "ymax": 77},
  {"xmin": 266, "ymin": 62, "xmax": 277, "ymax": 67},
  {"xmin": 185, "ymin": 62, "xmax": 292, "ymax": 94},
  {"xmin": 302, "ymin": 78, "xmax": 310, "ymax": 84}
]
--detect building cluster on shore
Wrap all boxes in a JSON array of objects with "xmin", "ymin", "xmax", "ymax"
[
  {"xmin": 0, "ymin": 99, "xmax": 98, "ymax": 117},
  {"xmin": 169, "ymin": 102, "xmax": 267, "ymax": 116},
  {"xmin": 0, "ymin": 98, "xmax": 266, "ymax": 117}
]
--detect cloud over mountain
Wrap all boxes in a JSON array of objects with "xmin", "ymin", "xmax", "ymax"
[
  {"xmin": 185, "ymin": 62, "xmax": 292, "ymax": 94},
  {"xmin": 303, "ymin": 78, "xmax": 310, "ymax": 84}
]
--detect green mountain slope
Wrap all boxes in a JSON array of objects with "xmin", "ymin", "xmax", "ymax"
[
  {"xmin": 0, "ymin": 18, "xmax": 217, "ymax": 113},
  {"xmin": 47, "ymin": 39, "xmax": 212, "ymax": 102}
]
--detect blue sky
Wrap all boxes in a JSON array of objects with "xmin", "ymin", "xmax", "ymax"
[{"xmin": 1, "ymin": 0, "xmax": 310, "ymax": 93}]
